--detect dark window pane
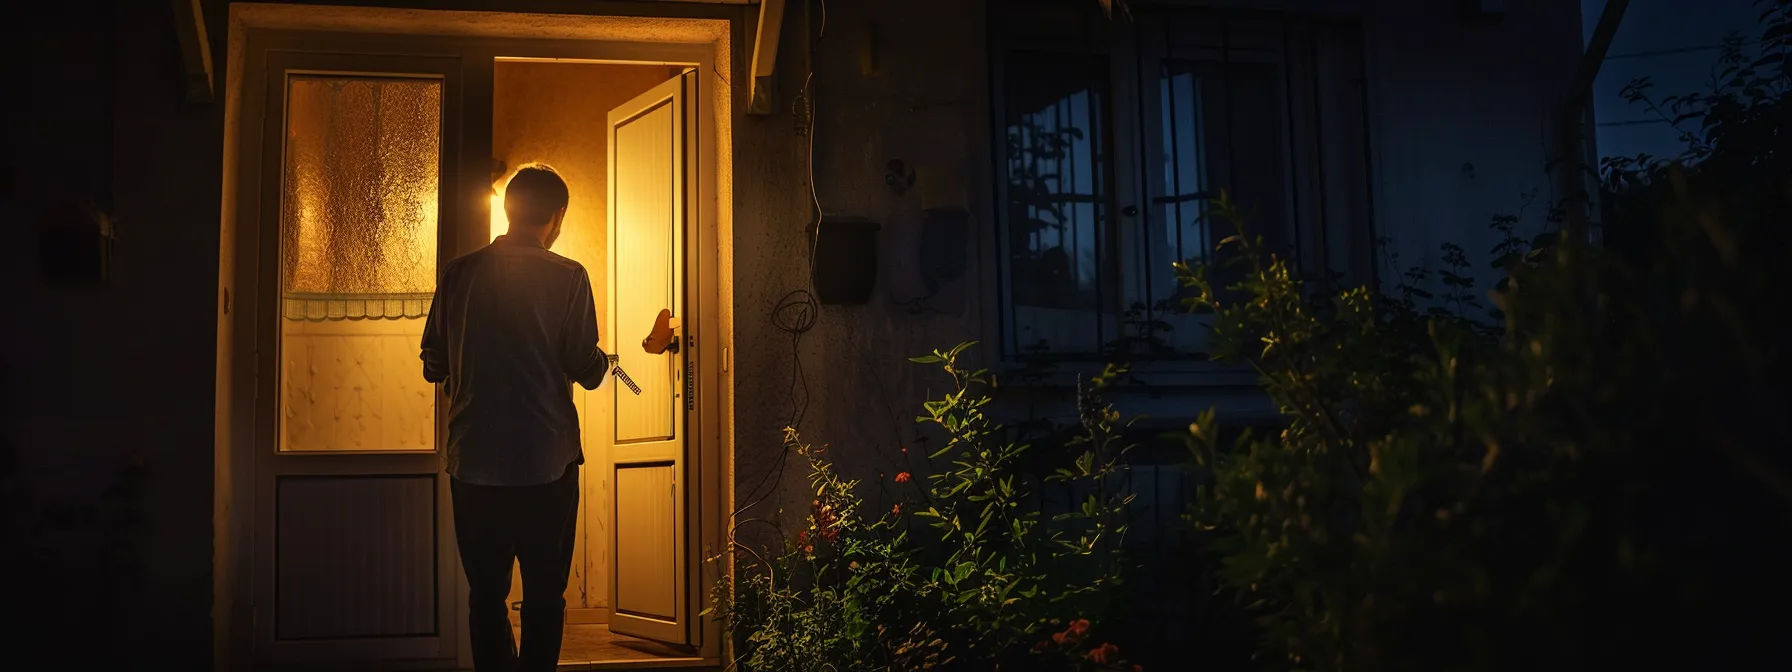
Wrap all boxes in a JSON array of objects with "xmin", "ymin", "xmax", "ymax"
[
  {"xmin": 1146, "ymin": 59, "xmax": 1289, "ymax": 353},
  {"xmin": 1000, "ymin": 52, "xmax": 1115, "ymax": 356}
]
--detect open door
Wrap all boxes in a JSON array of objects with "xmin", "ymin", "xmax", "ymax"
[{"xmin": 606, "ymin": 70, "xmax": 699, "ymax": 646}]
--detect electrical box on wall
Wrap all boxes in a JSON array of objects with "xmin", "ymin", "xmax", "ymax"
[
  {"xmin": 39, "ymin": 200, "xmax": 115, "ymax": 286},
  {"xmin": 810, "ymin": 215, "xmax": 880, "ymax": 305}
]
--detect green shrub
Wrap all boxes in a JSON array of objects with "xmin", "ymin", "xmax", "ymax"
[
  {"xmin": 1176, "ymin": 3, "xmax": 1791, "ymax": 669},
  {"xmin": 710, "ymin": 344, "xmax": 1145, "ymax": 671}
]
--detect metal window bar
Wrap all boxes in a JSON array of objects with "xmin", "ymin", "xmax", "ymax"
[
  {"xmin": 1284, "ymin": 18, "xmax": 1308, "ymax": 275},
  {"xmin": 1000, "ymin": 10, "xmax": 1369, "ymax": 359},
  {"xmin": 1004, "ymin": 57, "xmax": 1114, "ymax": 356}
]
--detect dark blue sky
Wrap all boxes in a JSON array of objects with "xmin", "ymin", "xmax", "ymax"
[{"xmin": 1582, "ymin": 0, "xmax": 1762, "ymax": 162}]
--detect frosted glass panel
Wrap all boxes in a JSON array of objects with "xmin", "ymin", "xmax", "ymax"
[
  {"xmin": 280, "ymin": 76, "xmax": 441, "ymax": 301},
  {"xmin": 278, "ymin": 75, "xmax": 441, "ymax": 453}
]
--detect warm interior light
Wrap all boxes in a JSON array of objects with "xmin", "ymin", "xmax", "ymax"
[{"xmin": 489, "ymin": 190, "xmax": 506, "ymax": 242}]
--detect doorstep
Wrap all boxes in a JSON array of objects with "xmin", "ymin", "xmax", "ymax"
[{"xmin": 566, "ymin": 660, "xmax": 716, "ymax": 671}]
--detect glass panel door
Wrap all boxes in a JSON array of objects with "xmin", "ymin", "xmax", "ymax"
[{"xmin": 250, "ymin": 45, "xmax": 464, "ymax": 667}]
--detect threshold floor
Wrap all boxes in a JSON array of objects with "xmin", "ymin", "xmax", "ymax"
[{"xmin": 508, "ymin": 623, "xmax": 703, "ymax": 670}]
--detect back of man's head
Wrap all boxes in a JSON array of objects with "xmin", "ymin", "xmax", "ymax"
[{"xmin": 504, "ymin": 165, "xmax": 570, "ymax": 228}]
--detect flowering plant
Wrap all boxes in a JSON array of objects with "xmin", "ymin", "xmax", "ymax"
[{"xmin": 708, "ymin": 343, "xmax": 1144, "ymax": 671}]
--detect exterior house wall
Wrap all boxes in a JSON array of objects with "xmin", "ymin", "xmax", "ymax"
[
  {"xmin": 1362, "ymin": 0, "xmax": 1586, "ymax": 295},
  {"xmin": 7, "ymin": 0, "xmax": 234, "ymax": 666},
  {"xmin": 1, "ymin": 0, "xmax": 1580, "ymax": 666},
  {"xmin": 730, "ymin": 0, "xmax": 1587, "ymax": 539}
]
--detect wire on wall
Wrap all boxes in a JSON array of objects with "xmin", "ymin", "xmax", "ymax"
[{"xmin": 732, "ymin": 0, "xmax": 827, "ymax": 522}]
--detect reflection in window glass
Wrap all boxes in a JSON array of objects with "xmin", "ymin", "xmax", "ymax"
[
  {"xmin": 1148, "ymin": 60, "xmax": 1288, "ymax": 353},
  {"xmin": 1000, "ymin": 52, "xmax": 1114, "ymax": 356},
  {"xmin": 1158, "ymin": 63, "xmax": 1213, "ymax": 272},
  {"xmin": 278, "ymin": 76, "xmax": 442, "ymax": 452}
]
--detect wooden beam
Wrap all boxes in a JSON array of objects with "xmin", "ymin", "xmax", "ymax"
[
  {"xmin": 171, "ymin": 0, "xmax": 214, "ymax": 104},
  {"xmin": 1557, "ymin": 0, "xmax": 1629, "ymax": 244},
  {"xmin": 747, "ymin": 0, "xmax": 785, "ymax": 115}
]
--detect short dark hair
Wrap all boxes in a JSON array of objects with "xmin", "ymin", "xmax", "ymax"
[{"xmin": 503, "ymin": 164, "xmax": 570, "ymax": 228}]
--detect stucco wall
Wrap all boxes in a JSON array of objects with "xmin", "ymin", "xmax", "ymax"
[
  {"xmin": 727, "ymin": 0, "xmax": 995, "ymax": 545},
  {"xmin": 1, "ymin": 0, "xmax": 1582, "ymax": 666}
]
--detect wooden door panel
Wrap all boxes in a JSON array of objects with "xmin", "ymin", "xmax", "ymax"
[
  {"xmin": 613, "ymin": 97, "xmax": 680, "ymax": 444},
  {"xmin": 606, "ymin": 71, "xmax": 696, "ymax": 647}
]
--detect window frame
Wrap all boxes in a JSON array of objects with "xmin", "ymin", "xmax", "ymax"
[{"xmin": 985, "ymin": 5, "xmax": 1374, "ymax": 387}]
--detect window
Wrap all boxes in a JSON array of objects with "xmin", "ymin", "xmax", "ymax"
[
  {"xmin": 992, "ymin": 5, "xmax": 1373, "ymax": 363},
  {"xmin": 999, "ymin": 52, "xmax": 1118, "ymax": 356},
  {"xmin": 278, "ymin": 75, "xmax": 444, "ymax": 452}
]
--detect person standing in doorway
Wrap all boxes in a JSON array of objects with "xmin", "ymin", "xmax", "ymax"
[{"xmin": 420, "ymin": 164, "xmax": 609, "ymax": 672}]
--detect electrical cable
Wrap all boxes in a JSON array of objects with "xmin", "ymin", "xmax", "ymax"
[{"xmin": 731, "ymin": 0, "xmax": 826, "ymax": 523}]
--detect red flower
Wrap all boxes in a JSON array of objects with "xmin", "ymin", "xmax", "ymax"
[
  {"xmin": 1068, "ymin": 619, "xmax": 1091, "ymax": 636},
  {"xmin": 892, "ymin": 503, "xmax": 902, "ymax": 515},
  {"xmin": 1050, "ymin": 632, "xmax": 1066, "ymax": 645},
  {"xmin": 895, "ymin": 472, "xmax": 912, "ymax": 483},
  {"xmin": 1085, "ymin": 642, "xmax": 1119, "ymax": 664}
]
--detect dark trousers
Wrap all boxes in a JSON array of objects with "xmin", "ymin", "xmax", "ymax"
[{"xmin": 451, "ymin": 463, "xmax": 580, "ymax": 672}]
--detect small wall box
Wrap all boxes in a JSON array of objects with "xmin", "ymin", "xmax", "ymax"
[{"xmin": 810, "ymin": 216, "xmax": 880, "ymax": 305}]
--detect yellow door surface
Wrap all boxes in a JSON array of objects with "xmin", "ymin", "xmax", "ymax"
[
  {"xmin": 248, "ymin": 48, "xmax": 465, "ymax": 667},
  {"xmin": 606, "ymin": 70, "xmax": 699, "ymax": 646}
]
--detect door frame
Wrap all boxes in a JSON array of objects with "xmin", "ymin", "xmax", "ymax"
[{"xmin": 221, "ymin": 7, "xmax": 733, "ymax": 669}]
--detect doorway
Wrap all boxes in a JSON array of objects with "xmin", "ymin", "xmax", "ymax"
[
  {"xmin": 221, "ymin": 6, "xmax": 733, "ymax": 670},
  {"xmin": 489, "ymin": 59, "xmax": 696, "ymax": 667}
]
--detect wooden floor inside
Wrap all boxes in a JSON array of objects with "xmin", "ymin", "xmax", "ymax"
[{"xmin": 510, "ymin": 623, "xmax": 700, "ymax": 669}]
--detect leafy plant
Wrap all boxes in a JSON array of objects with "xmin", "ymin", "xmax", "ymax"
[
  {"xmin": 1173, "ymin": 4, "xmax": 1791, "ymax": 669},
  {"xmin": 710, "ymin": 343, "xmax": 1145, "ymax": 672}
]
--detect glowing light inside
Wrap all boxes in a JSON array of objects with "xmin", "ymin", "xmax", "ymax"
[{"xmin": 489, "ymin": 190, "xmax": 507, "ymax": 242}]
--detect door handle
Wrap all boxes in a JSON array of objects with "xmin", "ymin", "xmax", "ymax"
[{"xmin": 642, "ymin": 308, "xmax": 682, "ymax": 355}]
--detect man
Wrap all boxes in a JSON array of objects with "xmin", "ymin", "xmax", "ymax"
[{"xmin": 420, "ymin": 164, "xmax": 609, "ymax": 672}]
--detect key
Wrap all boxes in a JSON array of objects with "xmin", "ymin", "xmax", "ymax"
[{"xmin": 607, "ymin": 354, "xmax": 642, "ymax": 395}]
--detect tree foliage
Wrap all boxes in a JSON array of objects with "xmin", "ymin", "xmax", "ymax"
[{"xmin": 1178, "ymin": 2, "xmax": 1791, "ymax": 669}]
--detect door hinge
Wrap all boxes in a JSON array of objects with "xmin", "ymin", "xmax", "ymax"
[{"xmin": 685, "ymin": 360, "xmax": 696, "ymax": 411}]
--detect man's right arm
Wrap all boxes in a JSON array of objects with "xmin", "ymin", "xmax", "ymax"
[{"xmin": 562, "ymin": 267, "xmax": 609, "ymax": 391}]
